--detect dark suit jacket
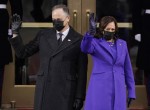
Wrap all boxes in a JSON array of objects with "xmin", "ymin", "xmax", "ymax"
[
  {"xmin": 9, "ymin": 27, "xmax": 88, "ymax": 110},
  {"xmin": 0, "ymin": 0, "xmax": 22, "ymax": 65},
  {"xmin": 132, "ymin": 0, "xmax": 150, "ymax": 70}
]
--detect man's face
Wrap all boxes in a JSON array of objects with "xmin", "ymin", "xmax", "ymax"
[{"xmin": 52, "ymin": 8, "xmax": 70, "ymax": 26}]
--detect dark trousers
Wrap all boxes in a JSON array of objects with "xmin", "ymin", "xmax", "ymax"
[
  {"xmin": 144, "ymin": 70, "xmax": 150, "ymax": 106},
  {"xmin": 0, "ymin": 65, "xmax": 5, "ymax": 107}
]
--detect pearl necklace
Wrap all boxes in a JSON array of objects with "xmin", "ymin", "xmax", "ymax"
[{"xmin": 107, "ymin": 42, "xmax": 114, "ymax": 46}]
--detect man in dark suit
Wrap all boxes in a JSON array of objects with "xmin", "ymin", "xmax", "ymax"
[
  {"xmin": 0, "ymin": 0, "xmax": 22, "ymax": 108},
  {"xmin": 9, "ymin": 4, "xmax": 88, "ymax": 110},
  {"xmin": 132, "ymin": 0, "xmax": 150, "ymax": 108}
]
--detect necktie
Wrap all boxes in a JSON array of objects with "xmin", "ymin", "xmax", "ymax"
[{"xmin": 58, "ymin": 33, "xmax": 63, "ymax": 45}]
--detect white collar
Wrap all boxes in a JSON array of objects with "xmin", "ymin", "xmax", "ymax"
[
  {"xmin": 56, "ymin": 27, "xmax": 70, "ymax": 41},
  {"xmin": 57, "ymin": 27, "xmax": 70, "ymax": 36}
]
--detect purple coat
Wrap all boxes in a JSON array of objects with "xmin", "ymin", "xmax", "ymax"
[{"xmin": 81, "ymin": 33, "xmax": 136, "ymax": 110}]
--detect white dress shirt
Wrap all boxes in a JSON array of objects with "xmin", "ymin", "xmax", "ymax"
[{"xmin": 56, "ymin": 27, "xmax": 70, "ymax": 41}]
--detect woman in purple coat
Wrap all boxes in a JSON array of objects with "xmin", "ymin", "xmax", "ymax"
[{"xmin": 81, "ymin": 14, "xmax": 136, "ymax": 110}]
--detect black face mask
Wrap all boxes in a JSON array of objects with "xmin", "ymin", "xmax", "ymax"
[
  {"xmin": 103, "ymin": 31, "xmax": 115, "ymax": 40},
  {"xmin": 53, "ymin": 20, "xmax": 65, "ymax": 31}
]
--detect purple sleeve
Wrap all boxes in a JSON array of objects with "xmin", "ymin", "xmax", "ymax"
[
  {"xmin": 124, "ymin": 43, "xmax": 136, "ymax": 99},
  {"xmin": 80, "ymin": 32, "xmax": 95, "ymax": 54}
]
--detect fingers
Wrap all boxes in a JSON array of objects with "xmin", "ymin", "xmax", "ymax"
[
  {"xmin": 127, "ymin": 100, "xmax": 130, "ymax": 107},
  {"xmin": 89, "ymin": 12, "xmax": 94, "ymax": 20},
  {"xmin": 73, "ymin": 99, "xmax": 83, "ymax": 110},
  {"xmin": 127, "ymin": 98, "xmax": 132, "ymax": 107},
  {"xmin": 90, "ymin": 13, "xmax": 94, "ymax": 18},
  {"xmin": 89, "ymin": 12, "xmax": 96, "ymax": 25},
  {"xmin": 128, "ymin": 98, "xmax": 135, "ymax": 108},
  {"xmin": 12, "ymin": 13, "xmax": 21, "ymax": 22},
  {"xmin": 11, "ymin": 13, "xmax": 22, "ymax": 33},
  {"xmin": 73, "ymin": 100, "xmax": 77, "ymax": 109},
  {"xmin": 95, "ymin": 16, "xmax": 98, "ymax": 22},
  {"xmin": 88, "ymin": 12, "xmax": 97, "ymax": 35},
  {"xmin": 89, "ymin": 12, "xmax": 97, "ymax": 25}
]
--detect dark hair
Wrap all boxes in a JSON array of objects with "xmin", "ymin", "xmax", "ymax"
[
  {"xmin": 52, "ymin": 4, "xmax": 70, "ymax": 15},
  {"xmin": 98, "ymin": 16, "xmax": 118, "ymax": 38}
]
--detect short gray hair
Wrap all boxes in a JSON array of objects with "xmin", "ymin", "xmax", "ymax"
[{"xmin": 52, "ymin": 4, "xmax": 69, "ymax": 16}]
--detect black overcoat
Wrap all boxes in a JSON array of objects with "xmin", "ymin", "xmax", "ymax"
[
  {"xmin": 132, "ymin": 0, "xmax": 150, "ymax": 70},
  {"xmin": 9, "ymin": 27, "xmax": 88, "ymax": 110}
]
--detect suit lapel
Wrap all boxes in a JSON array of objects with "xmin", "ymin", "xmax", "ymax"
[
  {"xmin": 99, "ymin": 39, "xmax": 114, "ymax": 58},
  {"xmin": 99, "ymin": 39, "xmax": 123, "ymax": 64},
  {"xmin": 51, "ymin": 27, "xmax": 80, "ymax": 57},
  {"xmin": 115, "ymin": 40, "xmax": 123, "ymax": 63}
]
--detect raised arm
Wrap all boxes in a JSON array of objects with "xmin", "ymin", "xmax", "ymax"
[
  {"xmin": 9, "ymin": 14, "xmax": 40, "ymax": 58},
  {"xmin": 81, "ymin": 13, "xmax": 97, "ymax": 54}
]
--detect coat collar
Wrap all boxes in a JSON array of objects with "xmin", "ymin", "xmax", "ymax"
[
  {"xmin": 46, "ymin": 27, "xmax": 81, "ymax": 57},
  {"xmin": 99, "ymin": 38, "xmax": 113, "ymax": 57},
  {"xmin": 99, "ymin": 38, "xmax": 123, "ymax": 63},
  {"xmin": 115, "ymin": 39, "xmax": 124, "ymax": 62}
]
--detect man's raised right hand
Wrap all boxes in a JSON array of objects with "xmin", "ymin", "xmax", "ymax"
[{"xmin": 11, "ymin": 13, "xmax": 22, "ymax": 34}]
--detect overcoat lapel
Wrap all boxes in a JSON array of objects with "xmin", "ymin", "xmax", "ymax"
[
  {"xmin": 51, "ymin": 28, "xmax": 80, "ymax": 57},
  {"xmin": 115, "ymin": 40, "xmax": 123, "ymax": 63},
  {"xmin": 99, "ymin": 39, "xmax": 123, "ymax": 63},
  {"xmin": 99, "ymin": 39, "xmax": 114, "ymax": 58}
]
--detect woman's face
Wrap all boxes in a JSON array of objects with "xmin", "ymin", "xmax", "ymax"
[{"xmin": 104, "ymin": 22, "xmax": 115, "ymax": 32}]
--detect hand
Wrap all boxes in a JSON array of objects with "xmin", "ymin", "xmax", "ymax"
[
  {"xmin": 127, "ymin": 98, "xmax": 135, "ymax": 108},
  {"xmin": 73, "ymin": 98, "xmax": 83, "ymax": 110},
  {"xmin": 11, "ymin": 13, "xmax": 22, "ymax": 34},
  {"xmin": 88, "ymin": 12, "xmax": 97, "ymax": 35}
]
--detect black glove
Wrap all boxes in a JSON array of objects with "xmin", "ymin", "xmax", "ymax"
[
  {"xmin": 73, "ymin": 98, "xmax": 83, "ymax": 110},
  {"xmin": 11, "ymin": 13, "xmax": 22, "ymax": 34},
  {"xmin": 88, "ymin": 12, "xmax": 97, "ymax": 35},
  {"xmin": 127, "ymin": 98, "xmax": 135, "ymax": 108}
]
